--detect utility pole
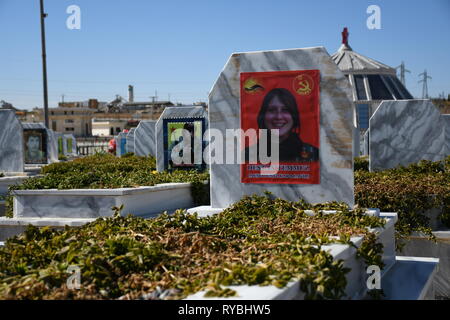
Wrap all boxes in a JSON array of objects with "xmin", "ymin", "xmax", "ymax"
[
  {"xmin": 418, "ymin": 70, "xmax": 432, "ymax": 99},
  {"xmin": 39, "ymin": 0, "xmax": 49, "ymax": 128},
  {"xmin": 395, "ymin": 61, "xmax": 410, "ymax": 86}
]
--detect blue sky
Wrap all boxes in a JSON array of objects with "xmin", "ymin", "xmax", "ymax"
[{"xmin": 0, "ymin": 0, "xmax": 449, "ymax": 110}]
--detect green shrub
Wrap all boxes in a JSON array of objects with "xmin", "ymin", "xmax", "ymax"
[
  {"xmin": 5, "ymin": 154, "xmax": 209, "ymax": 217},
  {"xmin": 354, "ymin": 156, "xmax": 369, "ymax": 172},
  {"xmin": 355, "ymin": 156, "xmax": 450, "ymax": 244},
  {"xmin": 0, "ymin": 194, "xmax": 385, "ymax": 300}
]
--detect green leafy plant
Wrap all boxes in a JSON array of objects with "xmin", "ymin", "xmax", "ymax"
[
  {"xmin": 355, "ymin": 156, "xmax": 450, "ymax": 247},
  {"xmin": 5, "ymin": 154, "xmax": 209, "ymax": 217},
  {"xmin": 0, "ymin": 194, "xmax": 385, "ymax": 300}
]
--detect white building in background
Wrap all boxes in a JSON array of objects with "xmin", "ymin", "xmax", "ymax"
[{"xmin": 91, "ymin": 119, "xmax": 128, "ymax": 137}]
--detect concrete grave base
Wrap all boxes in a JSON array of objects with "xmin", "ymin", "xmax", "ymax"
[
  {"xmin": 187, "ymin": 213, "xmax": 437, "ymax": 300},
  {"xmin": 397, "ymin": 231, "xmax": 450, "ymax": 299},
  {"xmin": 0, "ymin": 217, "xmax": 95, "ymax": 241},
  {"xmin": 12, "ymin": 183, "xmax": 195, "ymax": 219},
  {"xmin": 0, "ymin": 176, "xmax": 32, "ymax": 196}
]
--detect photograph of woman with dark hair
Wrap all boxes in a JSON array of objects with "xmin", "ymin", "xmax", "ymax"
[{"xmin": 245, "ymin": 88, "xmax": 319, "ymax": 163}]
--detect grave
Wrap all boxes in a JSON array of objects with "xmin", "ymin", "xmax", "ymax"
[
  {"xmin": 22, "ymin": 123, "xmax": 50, "ymax": 164},
  {"xmin": 134, "ymin": 120, "xmax": 157, "ymax": 157},
  {"xmin": 63, "ymin": 134, "xmax": 77, "ymax": 156},
  {"xmin": 443, "ymin": 114, "xmax": 450, "ymax": 154},
  {"xmin": 125, "ymin": 128, "xmax": 136, "ymax": 154},
  {"xmin": 369, "ymin": 100, "xmax": 447, "ymax": 171},
  {"xmin": 115, "ymin": 132, "xmax": 127, "ymax": 156},
  {"xmin": 206, "ymin": 47, "xmax": 354, "ymax": 209},
  {"xmin": 156, "ymin": 106, "xmax": 208, "ymax": 172},
  {"xmin": 0, "ymin": 110, "xmax": 24, "ymax": 173},
  {"xmin": 56, "ymin": 132, "xmax": 65, "ymax": 157},
  {"xmin": 363, "ymin": 129, "xmax": 370, "ymax": 156}
]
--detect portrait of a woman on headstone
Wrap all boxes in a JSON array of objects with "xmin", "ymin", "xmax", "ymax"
[
  {"xmin": 240, "ymin": 70, "xmax": 320, "ymax": 184},
  {"xmin": 245, "ymin": 88, "xmax": 319, "ymax": 163}
]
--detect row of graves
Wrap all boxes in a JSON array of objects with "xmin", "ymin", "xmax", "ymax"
[{"xmin": 0, "ymin": 45, "xmax": 447, "ymax": 299}]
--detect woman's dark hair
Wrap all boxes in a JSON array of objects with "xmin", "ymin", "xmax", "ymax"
[{"xmin": 257, "ymin": 88, "xmax": 300, "ymax": 134}]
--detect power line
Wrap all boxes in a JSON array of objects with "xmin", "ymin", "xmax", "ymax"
[
  {"xmin": 395, "ymin": 61, "xmax": 410, "ymax": 86},
  {"xmin": 418, "ymin": 70, "xmax": 432, "ymax": 99}
]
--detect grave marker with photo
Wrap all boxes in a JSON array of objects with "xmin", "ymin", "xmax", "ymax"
[
  {"xmin": 156, "ymin": 106, "xmax": 208, "ymax": 172},
  {"xmin": 208, "ymin": 47, "xmax": 354, "ymax": 208}
]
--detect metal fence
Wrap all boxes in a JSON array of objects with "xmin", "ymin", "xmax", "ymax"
[{"xmin": 76, "ymin": 137, "xmax": 110, "ymax": 156}]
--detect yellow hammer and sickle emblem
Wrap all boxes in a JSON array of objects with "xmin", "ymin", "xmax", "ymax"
[{"xmin": 297, "ymin": 80, "xmax": 311, "ymax": 94}]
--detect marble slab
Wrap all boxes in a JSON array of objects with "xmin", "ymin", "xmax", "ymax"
[
  {"xmin": 12, "ymin": 183, "xmax": 194, "ymax": 219},
  {"xmin": 0, "ymin": 110, "xmax": 24, "ymax": 173},
  {"xmin": 156, "ymin": 106, "xmax": 208, "ymax": 171},
  {"xmin": 47, "ymin": 129, "xmax": 59, "ymax": 163},
  {"xmin": 63, "ymin": 134, "xmax": 77, "ymax": 155},
  {"xmin": 369, "ymin": 100, "xmax": 447, "ymax": 171},
  {"xmin": 22, "ymin": 123, "xmax": 58, "ymax": 164},
  {"xmin": 443, "ymin": 114, "xmax": 450, "ymax": 155},
  {"xmin": 134, "ymin": 120, "xmax": 157, "ymax": 157},
  {"xmin": 209, "ymin": 47, "xmax": 354, "ymax": 208},
  {"xmin": 126, "ymin": 128, "xmax": 136, "ymax": 154},
  {"xmin": 353, "ymin": 126, "xmax": 360, "ymax": 158},
  {"xmin": 363, "ymin": 129, "xmax": 370, "ymax": 156},
  {"xmin": 116, "ymin": 132, "xmax": 127, "ymax": 156}
]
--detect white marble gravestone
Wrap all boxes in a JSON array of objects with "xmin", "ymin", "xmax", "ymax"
[
  {"xmin": 134, "ymin": 120, "xmax": 157, "ymax": 157},
  {"xmin": 443, "ymin": 114, "xmax": 450, "ymax": 155},
  {"xmin": 63, "ymin": 134, "xmax": 77, "ymax": 156},
  {"xmin": 22, "ymin": 123, "xmax": 58, "ymax": 164},
  {"xmin": 369, "ymin": 100, "xmax": 447, "ymax": 171},
  {"xmin": 0, "ymin": 110, "xmax": 24, "ymax": 173},
  {"xmin": 47, "ymin": 129, "xmax": 59, "ymax": 163},
  {"xmin": 125, "ymin": 128, "xmax": 136, "ymax": 154},
  {"xmin": 363, "ymin": 130, "xmax": 369, "ymax": 156},
  {"xmin": 208, "ymin": 47, "xmax": 354, "ymax": 208},
  {"xmin": 156, "ymin": 106, "xmax": 208, "ymax": 172}
]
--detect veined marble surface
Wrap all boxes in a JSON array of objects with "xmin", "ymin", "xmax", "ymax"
[
  {"xmin": 369, "ymin": 100, "xmax": 447, "ymax": 171},
  {"xmin": 443, "ymin": 114, "xmax": 450, "ymax": 155},
  {"xmin": 47, "ymin": 129, "xmax": 59, "ymax": 163},
  {"xmin": 0, "ymin": 110, "xmax": 24, "ymax": 173},
  {"xmin": 134, "ymin": 120, "xmax": 157, "ymax": 157},
  {"xmin": 64, "ymin": 134, "xmax": 77, "ymax": 155},
  {"xmin": 126, "ymin": 128, "xmax": 136, "ymax": 154},
  {"xmin": 209, "ymin": 47, "xmax": 354, "ymax": 208},
  {"xmin": 156, "ymin": 106, "xmax": 208, "ymax": 172},
  {"xmin": 363, "ymin": 129, "xmax": 370, "ymax": 156}
]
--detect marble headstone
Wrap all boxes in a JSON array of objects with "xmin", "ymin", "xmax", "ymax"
[
  {"xmin": 47, "ymin": 129, "xmax": 59, "ymax": 162},
  {"xmin": 55, "ymin": 132, "xmax": 65, "ymax": 156},
  {"xmin": 22, "ymin": 123, "xmax": 58, "ymax": 164},
  {"xmin": 369, "ymin": 100, "xmax": 447, "ymax": 171},
  {"xmin": 64, "ymin": 134, "xmax": 77, "ymax": 156},
  {"xmin": 363, "ymin": 129, "xmax": 369, "ymax": 156},
  {"xmin": 134, "ymin": 120, "xmax": 157, "ymax": 157},
  {"xmin": 156, "ymin": 106, "xmax": 208, "ymax": 172},
  {"xmin": 353, "ymin": 126, "xmax": 360, "ymax": 158},
  {"xmin": 443, "ymin": 114, "xmax": 450, "ymax": 155},
  {"xmin": 116, "ymin": 132, "xmax": 127, "ymax": 157},
  {"xmin": 125, "ymin": 128, "xmax": 136, "ymax": 154},
  {"xmin": 0, "ymin": 110, "xmax": 24, "ymax": 173},
  {"xmin": 209, "ymin": 47, "xmax": 354, "ymax": 208}
]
